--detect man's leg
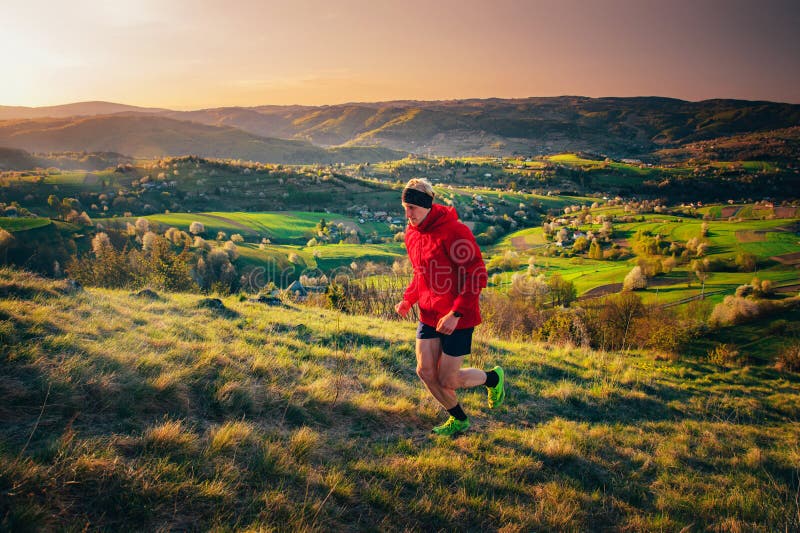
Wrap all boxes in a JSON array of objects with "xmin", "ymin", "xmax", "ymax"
[
  {"xmin": 415, "ymin": 338, "xmax": 458, "ymax": 409},
  {"xmin": 440, "ymin": 356, "xmax": 505, "ymax": 409},
  {"xmin": 417, "ymin": 341, "xmax": 472, "ymax": 435},
  {"xmin": 438, "ymin": 355, "xmax": 487, "ymax": 391}
]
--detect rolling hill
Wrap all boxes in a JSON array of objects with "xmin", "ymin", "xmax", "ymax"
[
  {"xmin": 159, "ymin": 97, "xmax": 800, "ymax": 157},
  {"xmin": 0, "ymin": 101, "xmax": 170, "ymax": 120},
  {"xmin": 0, "ymin": 115, "xmax": 405, "ymax": 165},
  {"xmin": 2, "ymin": 97, "xmax": 798, "ymax": 159}
]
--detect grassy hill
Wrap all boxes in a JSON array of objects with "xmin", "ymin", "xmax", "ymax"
[
  {"xmin": 3, "ymin": 97, "xmax": 798, "ymax": 160},
  {"xmin": 1, "ymin": 268, "xmax": 799, "ymax": 530},
  {"xmin": 0, "ymin": 115, "xmax": 406, "ymax": 165},
  {"xmin": 166, "ymin": 97, "xmax": 800, "ymax": 158}
]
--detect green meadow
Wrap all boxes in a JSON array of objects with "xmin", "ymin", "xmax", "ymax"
[
  {"xmin": 0, "ymin": 217, "xmax": 51, "ymax": 232},
  {"xmin": 1, "ymin": 269, "xmax": 799, "ymax": 531},
  {"xmin": 236, "ymin": 242, "xmax": 405, "ymax": 273},
  {"xmin": 136, "ymin": 211, "xmax": 393, "ymax": 243},
  {"xmin": 488, "ymin": 211, "xmax": 800, "ymax": 307}
]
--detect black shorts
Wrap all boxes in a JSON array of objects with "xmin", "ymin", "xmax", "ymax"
[{"xmin": 416, "ymin": 322, "xmax": 474, "ymax": 357}]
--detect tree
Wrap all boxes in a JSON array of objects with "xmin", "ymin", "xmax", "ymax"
[
  {"xmin": 599, "ymin": 292, "xmax": 645, "ymax": 351},
  {"xmin": 223, "ymin": 241, "xmax": 239, "ymax": 260},
  {"xmin": 691, "ymin": 260, "xmax": 711, "ymax": 298},
  {"xmin": 189, "ymin": 221, "xmax": 205, "ymax": 235},
  {"xmin": 47, "ymin": 194, "xmax": 61, "ymax": 212},
  {"xmin": 547, "ymin": 273, "xmax": 576, "ymax": 307},
  {"xmin": 623, "ymin": 266, "xmax": 647, "ymax": 291},
  {"xmin": 735, "ymin": 252, "xmax": 757, "ymax": 272},
  {"xmin": 509, "ymin": 273, "xmax": 549, "ymax": 307},
  {"xmin": 143, "ymin": 236, "xmax": 195, "ymax": 291},
  {"xmin": 572, "ymin": 236, "xmax": 589, "ymax": 253},
  {"xmin": 588, "ymin": 239, "xmax": 603, "ymax": 260},
  {"xmin": 135, "ymin": 217, "xmax": 151, "ymax": 235},
  {"xmin": 0, "ymin": 229, "xmax": 14, "ymax": 264},
  {"xmin": 326, "ymin": 281, "xmax": 347, "ymax": 311}
]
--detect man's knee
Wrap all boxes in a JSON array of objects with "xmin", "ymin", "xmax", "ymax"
[{"xmin": 416, "ymin": 365, "xmax": 437, "ymax": 384}]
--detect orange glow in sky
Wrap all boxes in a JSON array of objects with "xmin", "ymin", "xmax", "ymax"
[{"xmin": 2, "ymin": 0, "xmax": 798, "ymax": 109}]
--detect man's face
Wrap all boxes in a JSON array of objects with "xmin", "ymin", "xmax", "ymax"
[{"xmin": 403, "ymin": 202, "xmax": 430, "ymax": 226}]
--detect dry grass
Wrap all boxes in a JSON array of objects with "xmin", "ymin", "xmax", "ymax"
[{"xmin": 1, "ymin": 268, "xmax": 800, "ymax": 531}]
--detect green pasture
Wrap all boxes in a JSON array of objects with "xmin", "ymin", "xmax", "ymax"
[
  {"xmin": 442, "ymin": 186, "xmax": 598, "ymax": 213},
  {"xmin": 0, "ymin": 217, "xmax": 52, "ymax": 232},
  {"xmin": 708, "ymin": 161, "xmax": 777, "ymax": 173},
  {"xmin": 610, "ymin": 217, "xmax": 798, "ymax": 259},
  {"xmin": 698, "ymin": 203, "xmax": 776, "ymax": 220},
  {"xmin": 43, "ymin": 170, "xmax": 118, "ymax": 186},
  {"xmin": 634, "ymin": 269, "xmax": 799, "ymax": 306},
  {"xmin": 494, "ymin": 226, "xmax": 547, "ymax": 250},
  {"xmin": 137, "ymin": 211, "xmax": 392, "ymax": 243},
  {"xmin": 236, "ymin": 241, "xmax": 404, "ymax": 278},
  {"xmin": 487, "ymin": 256, "xmax": 630, "ymax": 296},
  {"xmin": 236, "ymin": 243, "xmax": 304, "ymax": 269},
  {"xmin": 302, "ymin": 242, "xmax": 405, "ymax": 272},
  {"xmin": 546, "ymin": 153, "xmax": 656, "ymax": 177},
  {"xmin": 504, "ymin": 157, "xmax": 548, "ymax": 169},
  {"xmin": 552, "ymin": 260, "xmax": 630, "ymax": 294}
]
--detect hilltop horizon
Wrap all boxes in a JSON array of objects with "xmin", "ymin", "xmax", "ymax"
[
  {"xmin": 1, "ymin": 96, "xmax": 798, "ymax": 162},
  {"xmin": 3, "ymin": 93, "xmax": 800, "ymax": 115}
]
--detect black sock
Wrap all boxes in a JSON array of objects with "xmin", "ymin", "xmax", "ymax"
[
  {"xmin": 484, "ymin": 370, "xmax": 499, "ymax": 388},
  {"xmin": 447, "ymin": 403, "xmax": 468, "ymax": 421}
]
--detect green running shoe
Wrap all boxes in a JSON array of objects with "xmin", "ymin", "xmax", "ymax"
[
  {"xmin": 431, "ymin": 416, "xmax": 470, "ymax": 436},
  {"xmin": 487, "ymin": 366, "xmax": 505, "ymax": 409}
]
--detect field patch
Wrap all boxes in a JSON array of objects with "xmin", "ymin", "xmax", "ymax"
[
  {"xmin": 720, "ymin": 206, "xmax": 740, "ymax": 218},
  {"xmin": 736, "ymin": 230, "xmax": 767, "ymax": 242},
  {"xmin": 0, "ymin": 217, "xmax": 52, "ymax": 232},
  {"xmin": 775, "ymin": 206, "xmax": 798, "ymax": 218},
  {"xmin": 198, "ymin": 213, "xmax": 257, "ymax": 233},
  {"xmin": 579, "ymin": 276, "xmax": 680, "ymax": 300},
  {"xmin": 772, "ymin": 252, "xmax": 800, "ymax": 265}
]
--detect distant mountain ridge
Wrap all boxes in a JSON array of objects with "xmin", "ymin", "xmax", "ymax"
[
  {"xmin": 1, "ymin": 96, "xmax": 799, "ymax": 159},
  {"xmin": 0, "ymin": 101, "xmax": 170, "ymax": 120},
  {"xmin": 0, "ymin": 114, "xmax": 405, "ymax": 165}
]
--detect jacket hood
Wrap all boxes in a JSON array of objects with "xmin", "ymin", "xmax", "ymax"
[{"xmin": 411, "ymin": 204, "xmax": 458, "ymax": 234}]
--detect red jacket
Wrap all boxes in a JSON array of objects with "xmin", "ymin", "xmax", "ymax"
[{"xmin": 403, "ymin": 204, "xmax": 487, "ymax": 329}]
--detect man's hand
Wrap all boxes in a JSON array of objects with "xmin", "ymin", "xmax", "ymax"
[
  {"xmin": 436, "ymin": 311, "xmax": 460, "ymax": 335},
  {"xmin": 395, "ymin": 300, "xmax": 411, "ymax": 317}
]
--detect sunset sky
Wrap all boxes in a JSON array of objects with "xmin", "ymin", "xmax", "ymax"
[{"xmin": 2, "ymin": 0, "xmax": 799, "ymax": 109}]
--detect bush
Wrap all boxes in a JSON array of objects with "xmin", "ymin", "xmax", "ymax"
[
  {"xmin": 709, "ymin": 296, "xmax": 761, "ymax": 327},
  {"xmin": 735, "ymin": 284, "xmax": 754, "ymax": 297},
  {"xmin": 775, "ymin": 342, "xmax": 800, "ymax": 373},
  {"xmin": 581, "ymin": 292, "xmax": 645, "ymax": 351},
  {"xmin": 533, "ymin": 308, "xmax": 589, "ymax": 347},
  {"xmin": 486, "ymin": 250, "xmax": 521, "ymax": 273},
  {"xmin": 768, "ymin": 319, "xmax": 788, "ymax": 335},
  {"xmin": 735, "ymin": 252, "xmax": 757, "ymax": 272},
  {"xmin": 707, "ymin": 343, "xmax": 742, "ymax": 366},
  {"xmin": 632, "ymin": 309, "xmax": 689, "ymax": 357},
  {"xmin": 480, "ymin": 291, "xmax": 546, "ymax": 339}
]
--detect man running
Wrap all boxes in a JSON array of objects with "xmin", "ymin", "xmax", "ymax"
[{"xmin": 395, "ymin": 178, "xmax": 505, "ymax": 436}]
